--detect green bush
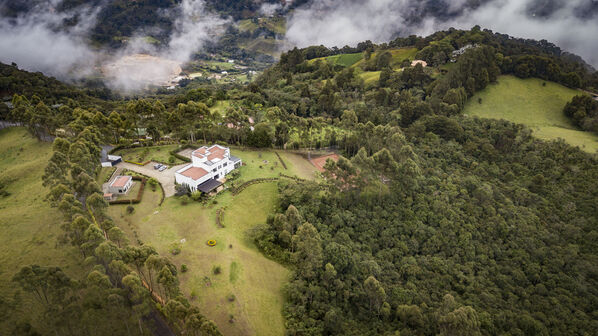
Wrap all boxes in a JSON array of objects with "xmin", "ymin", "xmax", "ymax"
[{"xmin": 181, "ymin": 264, "xmax": 188, "ymax": 273}]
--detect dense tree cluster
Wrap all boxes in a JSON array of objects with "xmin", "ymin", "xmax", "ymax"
[
  {"xmin": 563, "ymin": 95, "xmax": 598, "ymax": 134},
  {"xmin": 258, "ymin": 118, "xmax": 598, "ymax": 335}
]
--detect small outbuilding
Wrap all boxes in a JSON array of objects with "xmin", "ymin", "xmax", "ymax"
[
  {"xmin": 411, "ymin": 60, "xmax": 428, "ymax": 67},
  {"xmin": 108, "ymin": 176, "xmax": 133, "ymax": 194}
]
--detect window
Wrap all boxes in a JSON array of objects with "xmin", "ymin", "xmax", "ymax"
[
  {"xmin": 212, "ymin": 168, "xmax": 217, "ymax": 172},
  {"xmin": 223, "ymin": 163, "xmax": 227, "ymax": 167}
]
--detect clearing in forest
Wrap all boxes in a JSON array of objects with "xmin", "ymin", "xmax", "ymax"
[
  {"xmin": 464, "ymin": 75, "xmax": 598, "ymax": 153},
  {"xmin": 108, "ymin": 148, "xmax": 317, "ymax": 335}
]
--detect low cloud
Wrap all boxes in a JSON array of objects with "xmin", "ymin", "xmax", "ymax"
[
  {"xmin": 104, "ymin": 0, "xmax": 226, "ymax": 91},
  {"xmin": 0, "ymin": 3, "xmax": 98, "ymax": 78},
  {"xmin": 0, "ymin": 0, "xmax": 225, "ymax": 91},
  {"xmin": 285, "ymin": 0, "xmax": 598, "ymax": 67}
]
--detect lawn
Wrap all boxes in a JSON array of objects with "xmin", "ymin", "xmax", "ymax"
[
  {"xmin": 116, "ymin": 144, "xmax": 184, "ymax": 164},
  {"xmin": 108, "ymin": 148, "xmax": 318, "ymax": 335},
  {"xmin": 463, "ymin": 75, "xmax": 598, "ymax": 153},
  {"xmin": 0, "ymin": 128, "xmax": 85, "ymax": 334},
  {"xmin": 230, "ymin": 148, "xmax": 318, "ymax": 182},
  {"xmin": 114, "ymin": 180, "xmax": 142, "ymax": 201}
]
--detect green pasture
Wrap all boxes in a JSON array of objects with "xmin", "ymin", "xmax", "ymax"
[{"xmin": 464, "ymin": 75, "xmax": 598, "ymax": 153}]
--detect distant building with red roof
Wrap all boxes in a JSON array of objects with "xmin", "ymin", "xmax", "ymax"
[{"xmin": 175, "ymin": 145, "xmax": 242, "ymax": 193}]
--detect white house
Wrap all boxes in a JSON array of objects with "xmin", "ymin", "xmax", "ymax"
[
  {"xmin": 108, "ymin": 176, "xmax": 133, "ymax": 194},
  {"xmin": 175, "ymin": 145, "xmax": 242, "ymax": 193}
]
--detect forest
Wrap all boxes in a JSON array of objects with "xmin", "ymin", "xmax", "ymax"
[{"xmin": 1, "ymin": 26, "xmax": 598, "ymax": 335}]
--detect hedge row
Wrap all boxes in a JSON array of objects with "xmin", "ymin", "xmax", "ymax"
[
  {"xmin": 169, "ymin": 144, "xmax": 194, "ymax": 163},
  {"xmin": 274, "ymin": 152, "xmax": 288, "ymax": 170},
  {"xmin": 157, "ymin": 181, "xmax": 166, "ymax": 206},
  {"xmin": 108, "ymin": 176, "xmax": 146, "ymax": 205},
  {"xmin": 124, "ymin": 159, "xmax": 150, "ymax": 166},
  {"xmin": 279, "ymin": 173, "xmax": 306, "ymax": 182},
  {"xmin": 230, "ymin": 178, "xmax": 279, "ymax": 196}
]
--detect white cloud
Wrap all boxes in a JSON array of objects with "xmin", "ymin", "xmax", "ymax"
[{"xmin": 285, "ymin": 0, "xmax": 598, "ymax": 67}]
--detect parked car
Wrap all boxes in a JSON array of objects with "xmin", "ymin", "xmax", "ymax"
[
  {"xmin": 159, "ymin": 165, "xmax": 168, "ymax": 172},
  {"xmin": 154, "ymin": 163, "xmax": 162, "ymax": 170}
]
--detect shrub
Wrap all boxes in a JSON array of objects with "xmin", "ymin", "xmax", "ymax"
[
  {"xmin": 212, "ymin": 265, "xmax": 221, "ymax": 275},
  {"xmin": 169, "ymin": 156, "xmax": 175, "ymax": 164},
  {"xmin": 227, "ymin": 294, "xmax": 236, "ymax": 302},
  {"xmin": 191, "ymin": 191, "xmax": 203, "ymax": 201},
  {"xmin": 180, "ymin": 195, "xmax": 190, "ymax": 205},
  {"xmin": 148, "ymin": 178, "xmax": 158, "ymax": 191},
  {"xmin": 175, "ymin": 184, "xmax": 190, "ymax": 196},
  {"xmin": 126, "ymin": 205, "xmax": 135, "ymax": 214},
  {"xmin": 181, "ymin": 264, "xmax": 188, "ymax": 273}
]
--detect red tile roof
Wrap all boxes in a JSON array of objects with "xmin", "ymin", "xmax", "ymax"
[
  {"xmin": 180, "ymin": 166, "xmax": 208, "ymax": 180},
  {"xmin": 111, "ymin": 176, "xmax": 132, "ymax": 188},
  {"xmin": 207, "ymin": 146, "xmax": 226, "ymax": 161}
]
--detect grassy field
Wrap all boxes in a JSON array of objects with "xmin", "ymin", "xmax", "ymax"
[
  {"xmin": 463, "ymin": 75, "xmax": 598, "ymax": 153},
  {"xmin": 117, "ymin": 144, "xmax": 184, "ymax": 164},
  {"xmin": 211, "ymin": 100, "xmax": 232, "ymax": 116},
  {"xmin": 0, "ymin": 128, "xmax": 85, "ymax": 333},
  {"xmin": 350, "ymin": 47, "xmax": 418, "ymax": 69},
  {"xmin": 230, "ymin": 148, "xmax": 318, "ymax": 182},
  {"xmin": 359, "ymin": 71, "xmax": 381, "ymax": 85},
  {"xmin": 108, "ymin": 148, "xmax": 318, "ymax": 335},
  {"xmin": 326, "ymin": 52, "xmax": 363, "ymax": 67},
  {"xmin": 389, "ymin": 47, "xmax": 418, "ymax": 68}
]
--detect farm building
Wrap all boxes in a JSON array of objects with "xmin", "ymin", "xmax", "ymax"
[
  {"xmin": 108, "ymin": 176, "xmax": 133, "ymax": 194},
  {"xmin": 175, "ymin": 145, "xmax": 242, "ymax": 193}
]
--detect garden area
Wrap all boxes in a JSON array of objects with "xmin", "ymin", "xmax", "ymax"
[{"xmin": 115, "ymin": 144, "xmax": 185, "ymax": 165}]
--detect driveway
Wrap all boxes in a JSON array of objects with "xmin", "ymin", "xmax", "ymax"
[{"xmin": 116, "ymin": 161, "xmax": 188, "ymax": 197}]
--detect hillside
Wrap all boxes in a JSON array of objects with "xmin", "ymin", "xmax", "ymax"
[
  {"xmin": 464, "ymin": 75, "xmax": 598, "ymax": 152},
  {"xmin": 1, "ymin": 26, "xmax": 598, "ymax": 336},
  {"xmin": 0, "ymin": 128, "xmax": 85, "ymax": 334}
]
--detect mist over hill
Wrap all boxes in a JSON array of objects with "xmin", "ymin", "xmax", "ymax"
[{"xmin": 1, "ymin": 0, "xmax": 597, "ymax": 87}]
